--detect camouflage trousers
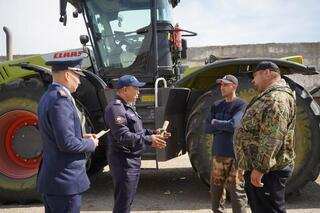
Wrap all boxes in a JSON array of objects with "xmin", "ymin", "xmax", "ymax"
[{"xmin": 210, "ymin": 156, "xmax": 248, "ymax": 213}]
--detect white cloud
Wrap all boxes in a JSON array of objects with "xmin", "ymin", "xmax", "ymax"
[
  {"xmin": 173, "ymin": 0, "xmax": 320, "ymax": 47},
  {"xmin": 0, "ymin": 0, "xmax": 86, "ymax": 55}
]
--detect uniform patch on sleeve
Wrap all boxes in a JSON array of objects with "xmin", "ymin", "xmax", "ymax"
[{"xmin": 115, "ymin": 116, "xmax": 126, "ymax": 125}]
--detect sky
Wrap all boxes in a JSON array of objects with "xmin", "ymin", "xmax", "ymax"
[{"xmin": 0, "ymin": 0, "xmax": 319, "ymax": 55}]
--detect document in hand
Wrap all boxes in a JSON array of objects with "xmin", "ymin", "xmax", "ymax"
[
  {"xmin": 96, "ymin": 129, "xmax": 110, "ymax": 139},
  {"xmin": 160, "ymin": 120, "xmax": 169, "ymax": 136},
  {"xmin": 162, "ymin": 120, "xmax": 169, "ymax": 131}
]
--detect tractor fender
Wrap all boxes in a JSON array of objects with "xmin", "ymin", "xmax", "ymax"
[{"xmin": 176, "ymin": 58, "xmax": 319, "ymax": 119}]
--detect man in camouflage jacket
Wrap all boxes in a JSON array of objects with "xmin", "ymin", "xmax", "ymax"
[{"xmin": 234, "ymin": 61, "xmax": 296, "ymax": 213}]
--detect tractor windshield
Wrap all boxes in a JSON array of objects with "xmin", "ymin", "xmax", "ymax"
[{"xmin": 85, "ymin": 0, "xmax": 172, "ymax": 69}]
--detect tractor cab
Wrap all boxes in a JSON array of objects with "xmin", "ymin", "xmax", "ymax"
[
  {"xmin": 59, "ymin": 0, "xmax": 193, "ymax": 166},
  {"xmin": 65, "ymin": 0, "xmax": 187, "ymax": 85}
]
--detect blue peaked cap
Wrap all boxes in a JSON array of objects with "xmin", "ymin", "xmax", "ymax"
[
  {"xmin": 116, "ymin": 75, "xmax": 146, "ymax": 89},
  {"xmin": 45, "ymin": 58, "xmax": 85, "ymax": 76}
]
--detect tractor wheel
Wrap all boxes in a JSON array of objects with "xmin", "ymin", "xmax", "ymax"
[
  {"xmin": 186, "ymin": 75, "xmax": 320, "ymax": 195},
  {"xmin": 0, "ymin": 78, "xmax": 44, "ymax": 203},
  {"xmin": 86, "ymin": 140, "xmax": 107, "ymax": 179},
  {"xmin": 0, "ymin": 77, "xmax": 108, "ymax": 203},
  {"xmin": 186, "ymin": 90, "xmax": 214, "ymax": 185},
  {"xmin": 75, "ymin": 102, "xmax": 107, "ymax": 181}
]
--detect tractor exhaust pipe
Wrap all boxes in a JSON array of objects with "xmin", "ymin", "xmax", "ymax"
[{"xmin": 3, "ymin": 26, "xmax": 13, "ymax": 61}]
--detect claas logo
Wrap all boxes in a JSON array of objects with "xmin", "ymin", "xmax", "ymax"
[{"xmin": 53, "ymin": 51, "xmax": 82, "ymax": 59}]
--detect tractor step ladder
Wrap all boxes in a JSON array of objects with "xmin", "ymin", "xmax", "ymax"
[{"xmin": 154, "ymin": 77, "xmax": 167, "ymax": 169}]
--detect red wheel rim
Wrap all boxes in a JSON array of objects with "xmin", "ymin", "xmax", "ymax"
[{"xmin": 0, "ymin": 110, "xmax": 42, "ymax": 179}]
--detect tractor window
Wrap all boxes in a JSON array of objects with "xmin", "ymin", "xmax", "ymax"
[
  {"xmin": 157, "ymin": 0, "xmax": 172, "ymax": 22},
  {"xmin": 109, "ymin": 10, "xmax": 150, "ymax": 68},
  {"xmin": 85, "ymin": 0, "xmax": 173, "ymax": 70}
]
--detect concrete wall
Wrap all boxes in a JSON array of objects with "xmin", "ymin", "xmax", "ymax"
[
  {"xmin": 187, "ymin": 42, "xmax": 320, "ymax": 70},
  {"xmin": 186, "ymin": 42, "xmax": 320, "ymax": 92}
]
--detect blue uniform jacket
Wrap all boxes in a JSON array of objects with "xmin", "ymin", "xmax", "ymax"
[
  {"xmin": 37, "ymin": 84, "xmax": 96, "ymax": 195},
  {"xmin": 104, "ymin": 96, "xmax": 154, "ymax": 157}
]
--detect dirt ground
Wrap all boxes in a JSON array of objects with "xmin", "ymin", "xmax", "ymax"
[{"xmin": 1, "ymin": 154, "xmax": 320, "ymax": 213}]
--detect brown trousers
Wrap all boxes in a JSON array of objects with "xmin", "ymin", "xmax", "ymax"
[{"xmin": 210, "ymin": 156, "xmax": 248, "ymax": 213}]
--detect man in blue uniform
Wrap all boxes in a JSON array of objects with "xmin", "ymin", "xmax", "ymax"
[
  {"xmin": 37, "ymin": 58, "xmax": 99, "ymax": 213},
  {"xmin": 105, "ymin": 75, "xmax": 169, "ymax": 213}
]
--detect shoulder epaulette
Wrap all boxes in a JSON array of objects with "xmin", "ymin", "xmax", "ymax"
[
  {"xmin": 57, "ymin": 89, "xmax": 68, "ymax": 98},
  {"xmin": 114, "ymin": 99, "xmax": 122, "ymax": 105}
]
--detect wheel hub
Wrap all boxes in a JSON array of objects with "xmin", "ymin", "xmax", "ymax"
[{"xmin": 0, "ymin": 110, "xmax": 42, "ymax": 179}]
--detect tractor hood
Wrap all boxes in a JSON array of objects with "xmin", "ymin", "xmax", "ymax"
[{"xmin": 176, "ymin": 57, "xmax": 319, "ymax": 91}]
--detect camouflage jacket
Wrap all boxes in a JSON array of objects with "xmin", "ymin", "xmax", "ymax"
[{"xmin": 234, "ymin": 79, "xmax": 296, "ymax": 173}]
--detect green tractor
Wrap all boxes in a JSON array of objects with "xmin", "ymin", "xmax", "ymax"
[{"xmin": 0, "ymin": 0, "xmax": 320, "ymax": 203}]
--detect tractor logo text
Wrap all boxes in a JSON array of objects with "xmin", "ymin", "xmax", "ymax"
[{"xmin": 53, "ymin": 51, "xmax": 82, "ymax": 59}]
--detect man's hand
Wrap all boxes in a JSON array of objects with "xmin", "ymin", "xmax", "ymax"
[
  {"xmin": 83, "ymin": 133, "xmax": 94, "ymax": 139},
  {"xmin": 150, "ymin": 134, "xmax": 167, "ymax": 149},
  {"xmin": 155, "ymin": 129, "xmax": 171, "ymax": 139},
  {"xmin": 84, "ymin": 133, "xmax": 99, "ymax": 147},
  {"xmin": 251, "ymin": 169, "xmax": 264, "ymax": 187},
  {"xmin": 162, "ymin": 131, "xmax": 171, "ymax": 139}
]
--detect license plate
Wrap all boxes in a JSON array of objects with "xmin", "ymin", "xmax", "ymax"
[{"xmin": 140, "ymin": 95, "xmax": 155, "ymax": 102}]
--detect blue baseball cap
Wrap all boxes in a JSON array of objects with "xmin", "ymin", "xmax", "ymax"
[
  {"xmin": 116, "ymin": 75, "xmax": 146, "ymax": 89},
  {"xmin": 45, "ymin": 58, "xmax": 86, "ymax": 76}
]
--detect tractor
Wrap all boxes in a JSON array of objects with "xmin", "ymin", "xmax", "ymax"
[{"xmin": 0, "ymin": 0, "xmax": 320, "ymax": 203}]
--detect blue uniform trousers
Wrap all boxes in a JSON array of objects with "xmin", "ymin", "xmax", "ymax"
[
  {"xmin": 244, "ymin": 165, "xmax": 293, "ymax": 213},
  {"xmin": 108, "ymin": 150, "xmax": 141, "ymax": 213},
  {"xmin": 42, "ymin": 193, "xmax": 81, "ymax": 213}
]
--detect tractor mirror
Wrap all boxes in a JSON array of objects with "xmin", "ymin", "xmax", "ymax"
[
  {"xmin": 73, "ymin": 10, "xmax": 79, "ymax": 18},
  {"xmin": 181, "ymin": 39, "xmax": 187, "ymax": 59},
  {"xmin": 80, "ymin": 35, "xmax": 89, "ymax": 46},
  {"xmin": 170, "ymin": 0, "xmax": 180, "ymax": 8},
  {"xmin": 59, "ymin": 0, "xmax": 67, "ymax": 26}
]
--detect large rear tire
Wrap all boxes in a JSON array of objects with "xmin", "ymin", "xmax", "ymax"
[
  {"xmin": 0, "ymin": 78, "xmax": 108, "ymax": 203},
  {"xmin": 75, "ymin": 103, "xmax": 107, "ymax": 181},
  {"xmin": 186, "ymin": 76, "xmax": 320, "ymax": 194},
  {"xmin": 0, "ymin": 78, "xmax": 44, "ymax": 203}
]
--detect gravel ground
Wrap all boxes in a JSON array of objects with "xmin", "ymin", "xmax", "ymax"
[{"xmin": 1, "ymin": 154, "xmax": 320, "ymax": 213}]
